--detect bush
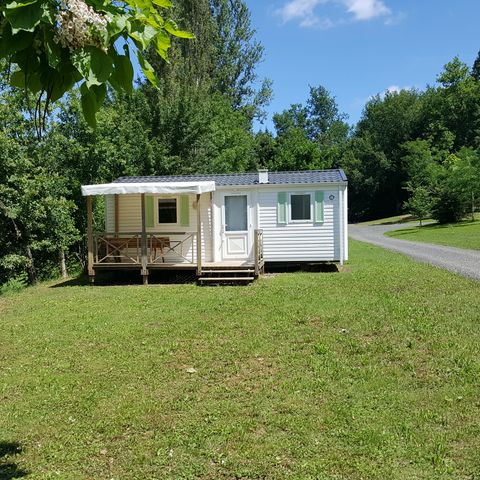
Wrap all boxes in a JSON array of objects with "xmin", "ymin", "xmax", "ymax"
[
  {"xmin": 0, "ymin": 274, "xmax": 28, "ymax": 296},
  {"xmin": 431, "ymin": 188, "xmax": 469, "ymax": 224}
]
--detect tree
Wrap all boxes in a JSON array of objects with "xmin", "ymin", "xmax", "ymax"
[
  {"xmin": 437, "ymin": 57, "xmax": 470, "ymax": 88},
  {"xmin": 211, "ymin": 0, "xmax": 272, "ymax": 118},
  {"xmin": 338, "ymin": 135, "xmax": 391, "ymax": 220},
  {"xmin": 404, "ymin": 185, "xmax": 433, "ymax": 226},
  {"xmin": 0, "ymin": 131, "xmax": 79, "ymax": 284},
  {"xmin": 0, "ymin": 0, "xmax": 193, "ymax": 133},
  {"xmin": 354, "ymin": 89, "xmax": 421, "ymax": 214},
  {"xmin": 471, "ymin": 50, "xmax": 480, "ymax": 81},
  {"xmin": 448, "ymin": 148, "xmax": 480, "ymax": 222},
  {"xmin": 306, "ymin": 85, "xmax": 349, "ymax": 145},
  {"xmin": 273, "ymin": 128, "xmax": 323, "ymax": 171}
]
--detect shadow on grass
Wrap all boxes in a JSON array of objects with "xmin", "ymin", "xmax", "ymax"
[
  {"xmin": 265, "ymin": 263, "xmax": 340, "ymax": 274},
  {"xmin": 372, "ymin": 215, "xmax": 417, "ymax": 225},
  {"xmin": 389, "ymin": 220, "xmax": 477, "ymax": 237},
  {"xmin": 50, "ymin": 270, "xmax": 197, "ymax": 288},
  {"xmin": 0, "ymin": 442, "xmax": 28, "ymax": 480}
]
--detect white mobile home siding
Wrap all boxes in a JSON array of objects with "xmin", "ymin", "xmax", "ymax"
[
  {"xmin": 257, "ymin": 186, "xmax": 340, "ymax": 262},
  {"xmin": 105, "ymin": 193, "xmax": 213, "ymax": 262},
  {"xmin": 104, "ymin": 195, "xmax": 115, "ymax": 232}
]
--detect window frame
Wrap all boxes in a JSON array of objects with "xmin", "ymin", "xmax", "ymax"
[
  {"xmin": 156, "ymin": 196, "xmax": 179, "ymax": 226},
  {"xmin": 288, "ymin": 192, "xmax": 313, "ymax": 224}
]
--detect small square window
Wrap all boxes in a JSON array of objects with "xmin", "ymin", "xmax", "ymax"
[
  {"xmin": 158, "ymin": 198, "xmax": 177, "ymax": 224},
  {"xmin": 291, "ymin": 194, "xmax": 311, "ymax": 221}
]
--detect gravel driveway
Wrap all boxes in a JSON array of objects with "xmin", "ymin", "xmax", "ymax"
[{"xmin": 349, "ymin": 223, "xmax": 480, "ymax": 281}]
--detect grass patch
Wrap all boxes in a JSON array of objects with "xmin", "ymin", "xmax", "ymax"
[
  {"xmin": 386, "ymin": 220, "xmax": 480, "ymax": 250},
  {"xmin": 1, "ymin": 241, "xmax": 480, "ymax": 479}
]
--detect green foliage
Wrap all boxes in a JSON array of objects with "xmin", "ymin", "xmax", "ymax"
[
  {"xmin": 0, "ymin": 273, "xmax": 28, "ymax": 296},
  {"xmin": 267, "ymin": 85, "xmax": 349, "ymax": 172},
  {"xmin": 430, "ymin": 148, "xmax": 480, "ymax": 223},
  {"xmin": 404, "ymin": 185, "xmax": 433, "ymax": 226},
  {"xmin": 0, "ymin": 0, "xmax": 192, "ymax": 133},
  {"xmin": 336, "ymin": 54, "xmax": 480, "ymax": 221},
  {"xmin": 472, "ymin": 50, "xmax": 480, "ymax": 81}
]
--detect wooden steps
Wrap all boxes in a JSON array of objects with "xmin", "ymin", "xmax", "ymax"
[{"xmin": 198, "ymin": 265, "xmax": 256, "ymax": 285}]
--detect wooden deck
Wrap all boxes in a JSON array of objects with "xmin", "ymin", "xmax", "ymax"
[
  {"xmin": 86, "ymin": 193, "xmax": 264, "ymax": 285},
  {"xmin": 88, "ymin": 228, "xmax": 264, "ymax": 283},
  {"xmin": 93, "ymin": 261, "xmax": 255, "ymax": 271}
]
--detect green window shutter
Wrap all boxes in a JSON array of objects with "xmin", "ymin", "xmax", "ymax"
[
  {"xmin": 179, "ymin": 195, "xmax": 190, "ymax": 227},
  {"xmin": 145, "ymin": 195, "xmax": 154, "ymax": 228},
  {"xmin": 277, "ymin": 192, "xmax": 287, "ymax": 225},
  {"xmin": 315, "ymin": 191, "xmax": 324, "ymax": 223}
]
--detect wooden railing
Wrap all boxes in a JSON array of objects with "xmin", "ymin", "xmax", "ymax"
[
  {"xmin": 94, "ymin": 232, "xmax": 198, "ymax": 265},
  {"xmin": 254, "ymin": 229, "xmax": 265, "ymax": 276}
]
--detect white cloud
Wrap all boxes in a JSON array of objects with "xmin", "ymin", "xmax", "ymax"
[
  {"xmin": 277, "ymin": 0, "xmax": 325, "ymax": 24},
  {"xmin": 343, "ymin": 0, "xmax": 390, "ymax": 21},
  {"xmin": 276, "ymin": 0, "xmax": 392, "ymax": 28}
]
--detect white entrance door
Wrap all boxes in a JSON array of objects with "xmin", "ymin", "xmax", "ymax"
[{"xmin": 222, "ymin": 194, "xmax": 251, "ymax": 260}]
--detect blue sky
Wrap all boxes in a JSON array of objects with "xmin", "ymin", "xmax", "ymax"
[{"xmin": 245, "ymin": 0, "xmax": 480, "ymax": 131}]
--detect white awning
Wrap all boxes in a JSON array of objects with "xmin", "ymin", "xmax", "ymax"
[{"xmin": 81, "ymin": 181, "xmax": 216, "ymax": 196}]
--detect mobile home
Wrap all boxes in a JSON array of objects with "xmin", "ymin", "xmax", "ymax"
[{"xmin": 81, "ymin": 169, "xmax": 348, "ymax": 283}]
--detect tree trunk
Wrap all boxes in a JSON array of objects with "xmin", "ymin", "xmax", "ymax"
[
  {"xmin": 472, "ymin": 192, "xmax": 475, "ymax": 222},
  {"xmin": 60, "ymin": 250, "xmax": 68, "ymax": 279},
  {"xmin": 25, "ymin": 245, "xmax": 37, "ymax": 285}
]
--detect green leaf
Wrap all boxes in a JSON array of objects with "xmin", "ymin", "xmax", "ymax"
[
  {"xmin": 107, "ymin": 14, "xmax": 129, "ymax": 37},
  {"xmin": 5, "ymin": 1, "xmax": 43, "ymax": 33},
  {"xmin": 164, "ymin": 20, "xmax": 194, "ymax": 39},
  {"xmin": 129, "ymin": 25, "xmax": 158, "ymax": 50},
  {"xmin": 137, "ymin": 53, "xmax": 158, "ymax": 88},
  {"xmin": 50, "ymin": 71, "xmax": 75, "ymax": 102},
  {"xmin": 9, "ymin": 70, "xmax": 41, "ymax": 93},
  {"xmin": 156, "ymin": 30, "xmax": 171, "ymax": 51},
  {"xmin": 91, "ymin": 83, "xmax": 107, "ymax": 107},
  {"xmin": 109, "ymin": 52, "xmax": 134, "ymax": 94},
  {"xmin": 151, "ymin": 0, "xmax": 172, "ymax": 7},
  {"xmin": 5, "ymin": 0, "xmax": 38, "ymax": 7},
  {"xmin": 80, "ymin": 82, "xmax": 98, "ymax": 129},
  {"xmin": 71, "ymin": 47, "xmax": 113, "ymax": 88},
  {"xmin": 0, "ymin": 24, "xmax": 33, "ymax": 56},
  {"xmin": 45, "ymin": 35, "xmax": 62, "ymax": 68}
]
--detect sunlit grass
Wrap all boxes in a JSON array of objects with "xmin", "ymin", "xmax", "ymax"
[
  {"xmin": 386, "ymin": 220, "xmax": 480, "ymax": 250},
  {"xmin": 1, "ymin": 240, "xmax": 479, "ymax": 479}
]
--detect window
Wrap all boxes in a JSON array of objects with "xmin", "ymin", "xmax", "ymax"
[
  {"xmin": 158, "ymin": 198, "xmax": 177, "ymax": 224},
  {"xmin": 225, "ymin": 195, "xmax": 248, "ymax": 231},
  {"xmin": 290, "ymin": 194, "xmax": 311, "ymax": 221}
]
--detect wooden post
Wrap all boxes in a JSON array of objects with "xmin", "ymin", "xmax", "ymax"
[
  {"xmin": 87, "ymin": 195, "xmax": 95, "ymax": 284},
  {"xmin": 141, "ymin": 193, "xmax": 148, "ymax": 285},
  {"xmin": 196, "ymin": 194, "xmax": 202, "ymax": 276},
  {"xmin": 114, "ymin": 194, "xmax": 119, "ymax": 237}
]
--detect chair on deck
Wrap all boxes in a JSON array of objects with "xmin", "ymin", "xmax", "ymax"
[{"xmin": 150, "ymin": 236, "xmax": 170, "ymax": 263}]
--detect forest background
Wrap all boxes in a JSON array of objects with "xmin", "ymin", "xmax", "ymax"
[{"xmin": 1, "ymin": 0, "xmax": 480, "ymax": 286}]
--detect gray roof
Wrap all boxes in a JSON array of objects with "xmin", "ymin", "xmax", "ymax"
[{"xmin": 114, "ymin": 169, "xmax": 347, "ymax": 186}]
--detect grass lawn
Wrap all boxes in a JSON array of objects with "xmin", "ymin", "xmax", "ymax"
[
  {"xmin": 1, "ymin": 241, "xmax": 480, "ymax": 479},
  {"xmin": 386, "ymin": 220, "xmax": 480, "ymax": 250}
]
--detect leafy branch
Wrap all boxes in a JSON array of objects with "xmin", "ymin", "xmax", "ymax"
[{"xmin": 0, "ymin": 0, "xmax": 193, "ymax": 136}]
